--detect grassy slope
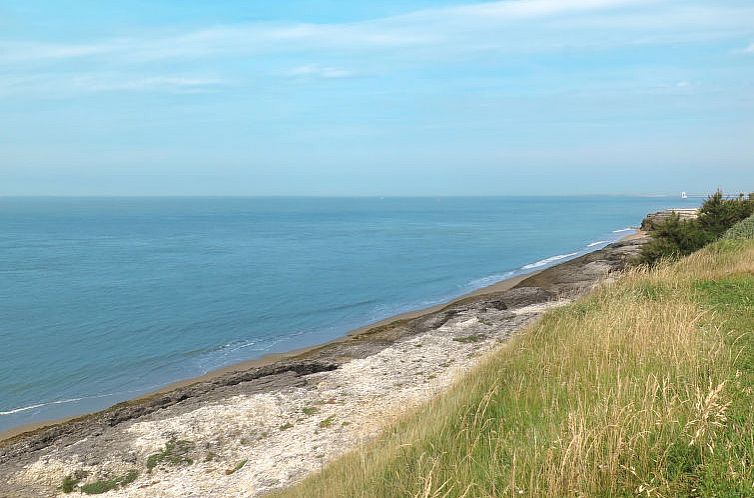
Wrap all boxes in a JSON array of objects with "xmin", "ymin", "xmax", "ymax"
[{"xmin": 274, "ymin": 239, "xmax": 754, "ymax": 498}]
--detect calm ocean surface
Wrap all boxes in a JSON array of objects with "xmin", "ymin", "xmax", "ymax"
[{"xmin": 0, "ymin": 196, "xmax": 694, "ymax": 432}]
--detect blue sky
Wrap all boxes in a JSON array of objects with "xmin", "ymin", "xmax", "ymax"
[{"xmin": 1, "ymin": 0, "xmax": 753, "ymax": 196}]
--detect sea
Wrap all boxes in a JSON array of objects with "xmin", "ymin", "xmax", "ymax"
[{"xmin": 0, "ymin": 196, "xmax": 696, "ymax": 432}]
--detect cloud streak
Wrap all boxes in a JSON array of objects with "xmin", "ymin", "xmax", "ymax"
[
  {"xmin": 2, "ymin": 0, "xmax": 753, "ymax": 65},
  {"xmin": 71, "ymin": 75, "xmax": 227, "ymax": 92},
  {"xmin": 0, "ymin": 73, "xmax": 225, "ymax": 98},
  {"xmin": 286, "ymin": 64, "xmax": 354, "ymax": 79},
  {"xmin": 1, "ymin": 0, "xmax": 753, "ymax": 98}
]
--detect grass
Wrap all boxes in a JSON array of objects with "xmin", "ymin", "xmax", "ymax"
[
  {"xmin": 225, "ymin": 459, "xmax": 248, "ymax": 475},
  {"xmin": 146, "ymin": 439, "xmax": 195, "ymax": 472},
  {"xmin": 79, "ymin": 471, "xmax": 138, "ymax": 495},
  {"xmin": 61, "ymin": 470, "xmax": 138, "ymax": 495},
  {"xmin": 272, "ymin": 239, "xmax": 754, "ymax": 497},
  {"xmin": 302, "ymin": 406, "xmax": 320, "ymax": 416},
  {"xmin": 319, "ymin": 416, "xmax": 336, "ymax": 428},
  {"xmin": 61, "ymin": 471, "xmax": 87, "ymax": 493}
]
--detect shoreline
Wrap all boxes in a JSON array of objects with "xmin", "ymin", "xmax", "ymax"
[
  {"xmin": 0, "ymin": 232, "xmax": 643, "ymax": 445},
  {"xmin": 0, "ymin": 271, "xmax": 535, "ymax": 444},
  {"xmin": 0, "ymin": 232, "xmax": 650, "ymax": 497}
]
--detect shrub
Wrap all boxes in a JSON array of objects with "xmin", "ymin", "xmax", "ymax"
[
  {"xmin": 722, "ymin": 214, "xmax": 754, "ymax": 240},
  {"xmin": 641, "ymin": 191, "xmax": 754, "ymax": 264},
  {"xmin": 640, "ymin": 213, "xmax": 713, "ymax": 263},
  {"xmin": 697, "ymin": 191, "xmax": 754, "ymax": 237}
]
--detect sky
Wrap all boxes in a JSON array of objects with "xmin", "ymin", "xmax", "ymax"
[{"xmin": 1, "ymin": 0, "xmax": 753, "ymax": 196}]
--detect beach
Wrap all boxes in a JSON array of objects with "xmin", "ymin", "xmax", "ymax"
[{"xmin": 0, "ymin": 233, "xmax": 648, "ymax": 497}]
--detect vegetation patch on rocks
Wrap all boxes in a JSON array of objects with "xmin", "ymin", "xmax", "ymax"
[{"xmin": 146, "ymin": 439, "xmax": 195, "ymax": 472}]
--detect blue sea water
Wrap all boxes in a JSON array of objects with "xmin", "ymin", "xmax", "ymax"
[{"xmin": 0, "ymin": 196, "xmax": 695, "ymax": 432}]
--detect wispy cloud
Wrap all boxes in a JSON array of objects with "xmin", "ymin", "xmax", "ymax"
[
  {"xmin": 0, "ymin": 73, "xmax": 225, "ymax": 98},
  {"xmin": 426, "ymin": 0, "xmax": 654, "ymax": 20},
  {"xmin": 2, "ymin": 0, "xmax": 753, "ymax": 65},
  {"xmin": 285, "ymin": 64, "xmax": 354, "ymax": 79},
  {"xmin": 0, "ymin": 41, "xmax": 118, "ymax": 62},
  {"xmin": 2, "ymin": 0, "xmax": 753, "ymax": 99},
  {"xmin": 71, "ymin": 75, "xmax": 226, "ymax": 92}
]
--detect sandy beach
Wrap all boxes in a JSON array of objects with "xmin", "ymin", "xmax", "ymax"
[{"xmin": 0, "ymin": 234, "xmax": 648, "ymax": 497}]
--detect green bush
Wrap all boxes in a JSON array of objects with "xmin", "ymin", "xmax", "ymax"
[
  {"xmin": 640, "ymin": 190, "xmax": 754, "ymax": 264},
  {"xmin": 697, "ymin": 191, "xmax": 754, "ymax": 237},
  {"xmin": 722, "ymin": 214, "xmax": 754, "ymax": 240},
  {"xmin": 640, "ymin": 213, "xmax": 713, "ymax": 263}
]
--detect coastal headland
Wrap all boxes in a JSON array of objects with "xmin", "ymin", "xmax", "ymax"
[{"xmin": 0, "ymin": 233, "xmax": 649, "ymax": 497}]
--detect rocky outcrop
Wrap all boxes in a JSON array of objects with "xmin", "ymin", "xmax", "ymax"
[{"xmin": 641, "ymin": 208, "xmax": 699, "ymax": 231}]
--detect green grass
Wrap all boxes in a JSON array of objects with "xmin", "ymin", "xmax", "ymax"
[
  {"xmin": 691, "ymin": 274, "xmax": 754, "ymax": 497},
  {"xmin": 79, "ymin": 471, "xmax": 138, "ymax": 495},
  {"xmin": 318, "ymin": 415, "xmax": 336, "ymax": 428},
  {"xmin": 301, "ymin": 406, "xmax": 320, "ymax": 416},
  {"xmin": 225, "ymin": 459, "xmax": 248, "ymax": 475},
  {"xmin": 146, "ymin": 439, "xmax": 194, "ymax": 472},
  {"xmin": 61, "ymin": 470, "xmax": 138, "ymax": 495},
  {"xmin": 273, "ymin": 240, "xmax": 754, "ymax": 497},
  {"xmin": 61, "ymin": 471, "xmax": 87, "ymax": 493}
]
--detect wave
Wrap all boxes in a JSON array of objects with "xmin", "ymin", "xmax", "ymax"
[
  {"xmin": 612, "ymin": 227, "xmax": 635, "ymax": 233},
  {"xmin": 465, "ymin": 271, "xmax": 516, "ymax": 290},
  {"xmin": 521, "ymin": 252, "xmax": 579, "ymax": 270},
  {"xmin": 587, "ymin": 240, "xmax": 609, "ymax": 247},
  {"xmin": 212, "ymin": 336, "xmax": 287, "ymax": 357},
  {"xmin": 0, "ymin": 392, "xmax": 118, "ymax": 416}
]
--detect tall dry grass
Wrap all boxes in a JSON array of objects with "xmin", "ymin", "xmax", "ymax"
[{"xmin": 274, "ymin": 241, "xmax": 754, "ymax": 498}]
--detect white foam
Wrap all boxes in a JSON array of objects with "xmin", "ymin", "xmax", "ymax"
[
  {"xmin": 466, "ymin": 271, "xmax": 516, "ymax": 290},
  {"xmin": 587, "ymin": 240, "xmax": 609, "ymax": 247},
  {"xmin": 0, "ymin": 397, "xmax": 85, "ymax": 416},
  {"xmin": 521, "ymin": 252, "xmax": 578, "ymax": 270},
  {"xmin": 0, "ymin": 403, "xmax": 48, "ymax": 416},
  {"xmin": 612, "ymin": 227, "xmax": 635, "ymax": 233},
  {"xmin": 0, "ymin": 392, "xmax": 119, "ymax": 416}
]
